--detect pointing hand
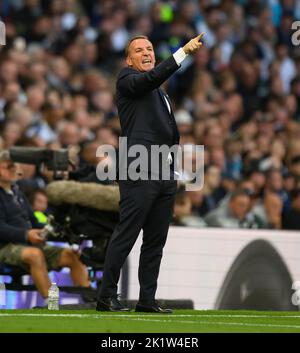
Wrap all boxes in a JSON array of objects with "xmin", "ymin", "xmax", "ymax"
[{"xmin": 183, "ymin": 33, "xmax": 205, "ymax": 55}]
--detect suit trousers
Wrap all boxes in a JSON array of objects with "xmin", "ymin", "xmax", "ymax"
[{"xmin": 98, "ymin": 178, "xmax": 177, "ymax": 301}]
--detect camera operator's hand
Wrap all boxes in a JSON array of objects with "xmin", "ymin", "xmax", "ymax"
[
  {"xmin": 183, "ymin": 33, "xmax": 205, "ymax": 55},
  {"xmin": 27, "ymin": 229, "xmax": 46, "ymax": 245}
]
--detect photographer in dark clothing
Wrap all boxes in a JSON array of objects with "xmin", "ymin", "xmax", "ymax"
[{"xmin": 0, "ymin": 150, "xmax": 91, "ymax": 304}]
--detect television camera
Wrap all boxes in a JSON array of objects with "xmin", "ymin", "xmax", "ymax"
[{"xmin": 9, "ymin": 146, "xmax": 118, "ymax": 269}]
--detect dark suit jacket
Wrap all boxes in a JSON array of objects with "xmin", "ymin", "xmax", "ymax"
[
  {"xmin": 0, "ymin": 185, "xmax": 42, "ymax": 245},
  {"xmin": 116, "ymin": 56, "xmax": 180, "ymax": 179}
]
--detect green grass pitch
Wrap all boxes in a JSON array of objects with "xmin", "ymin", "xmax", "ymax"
[{"xmin": 1, "ymin": 309, "xmax": 300, "ymax": 333}]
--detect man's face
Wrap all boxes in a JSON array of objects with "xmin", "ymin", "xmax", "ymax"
[
  {"xmin": 292, "ymin": 196, "xmax": 300, "ymax": 212},
  {"xmin": 0, "ymin": 160, "xmax": 18, "ymax": 183},
  {"xmin": 33, "ymin": 192, "xmax": 48, "ymax": 212},
  {"xmin": 126, "ymin": 38, "xmax": 156, "ymax": 72},
  {"xmin": 291, "ymin": 162, "xmax": 300, "ymax": 177},
  {"xmin": 230, "ymin": 195, "xmax": 251, "ymax": 220}
]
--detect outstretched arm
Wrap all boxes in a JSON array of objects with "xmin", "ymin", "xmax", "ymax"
[{"xmin": 117, "ymin": 33, "xmax": 205, "ymax": 97}]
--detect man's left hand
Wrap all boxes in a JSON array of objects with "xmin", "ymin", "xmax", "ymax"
[{"xmin": 183, "ymin": 33, "xmax": 205, "ymax": 55}]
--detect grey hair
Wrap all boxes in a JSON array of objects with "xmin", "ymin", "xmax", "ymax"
[
  {"xmin": 125, "ymin": 35, "xmax": 149, "ymax": 57},
  {"xmin": 0, "ymin": 150, "xmax": 11, "ymax": 163}
]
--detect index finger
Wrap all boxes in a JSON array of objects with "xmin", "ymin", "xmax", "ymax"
[{"xmin": 196, "ymin": 32, "xmax": 205, "ymax": 42}]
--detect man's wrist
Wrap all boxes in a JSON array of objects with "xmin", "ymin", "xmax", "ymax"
[{"xmin": 173, "ymin": 47, "xmax": 188, "ymax": 66}]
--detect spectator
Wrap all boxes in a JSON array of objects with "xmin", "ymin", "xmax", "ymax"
[
  {"xmin": 172, "ymin": 186, "xmax": 206, "ymax": 227},
  {"xmin": 27, "ymin": 188, "xmax": 49, "ymax": 224},
  {"xmin": 199, "ymin": 164, "xmax": 226, "ymax": 216},
  {"xmin": 205, "ymin": 189, "xmax": 259, "ymax": 228},
  {"xmin": 58, "ymin": 121, "xmax": 81, "ymax": 147},
  {"xmin": 289, "ymin": 156, "xmax": 300, "ymax": 182},
  {"xmin": 264, "ymin": 168, "xmax": 289, "ymax": 208},
  {"xmin": 282, "ymin": 189, "xmax": 300, "ymax": 230},
  {"xmin": 1, "ymin": 0, "xmax": 300, "ymax": 231},
  {"xmin": 252, "ymin": 191, "xmax": 283, "ymax": 229}
]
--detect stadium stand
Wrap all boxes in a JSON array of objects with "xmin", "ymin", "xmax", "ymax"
[{"xmin": 1, "ymin": 0, "xmax": 300, "ymax": 307}]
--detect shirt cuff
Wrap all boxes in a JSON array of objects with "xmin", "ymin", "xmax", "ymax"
[{"xmin": 173, "ymin": 48, "xmax": 188, "ymax": 66}]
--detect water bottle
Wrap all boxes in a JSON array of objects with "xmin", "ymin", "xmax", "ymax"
[
  {"xmin": 0, "ymin": 283, "xmax": 6, "ymax": 307},
  {"xmin": 48, "ymin": 283, "xmax": 59, "ymax": 310}
]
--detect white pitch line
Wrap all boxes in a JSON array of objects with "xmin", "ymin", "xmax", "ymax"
[
  {"xmin": 0, "ymin": 313, "xmax": 296, "ymax": 319},
  {"xmin": 1, "ymin": 314, "xmax": 300, "ymax": 330},
  {"xmin": 1, "ymin": 313, "xmax": 300, "ymax": 319},
  {"xmin": 117, "ymin": 317, "xmax": 300, "ymax": 329}
]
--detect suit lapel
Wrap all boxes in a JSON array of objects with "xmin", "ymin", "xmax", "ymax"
[
  {"xmin": 163, "ymin": 92, "xmax": 172, "ymax": 110},
  {"xmin": 158, "ymin": 88, "xmax": 171, "ymax": 115},
  {"xmin": 158, "ymin": 88, "xmax": 180, "ymax": 144}
]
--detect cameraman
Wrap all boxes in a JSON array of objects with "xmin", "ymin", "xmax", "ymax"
[{"xmin": 0, "ymin": 150, "xmax": 91, "ymax": 304}]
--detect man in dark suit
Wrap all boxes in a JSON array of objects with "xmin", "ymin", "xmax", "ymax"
[{"xmin": 96, "ymin": 33, "xmax": 204, "ymax": 313}]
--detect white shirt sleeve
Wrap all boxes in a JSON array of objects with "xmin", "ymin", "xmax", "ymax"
[{"xmin": 173, "ymin": 47, "xmax": 188, "ymax": 66}]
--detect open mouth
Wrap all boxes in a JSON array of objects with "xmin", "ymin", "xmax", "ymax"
[{"xmin": 142, "ymin": 59, "xmax": 151, "ymax": 64}]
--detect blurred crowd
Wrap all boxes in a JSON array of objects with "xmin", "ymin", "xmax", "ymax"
[{"xmin": 1, "ymin": 0, "xmax": 300, "ymax": 230}]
